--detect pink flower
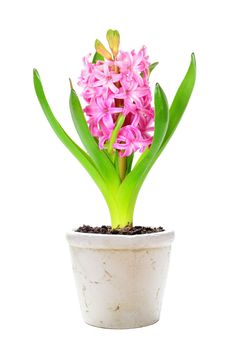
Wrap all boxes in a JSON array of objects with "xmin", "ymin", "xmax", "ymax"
[
  {"xmin": 92, "ymin": 63, "xmax": 121, "ymax": 93},
  {"xmin": 131, "ymin": 47, "xmax": 150, "ymax": 73},
  {"xmin": 114, "ymin": 126, "xmax": 141, "ymax": 156},
  {"xmin": 78, "ymin": 54, "xmax": 94, "ymax": 88},
  {"xmin": 115, "ymin": 79, "xmax": 150, "ymax": 108},
  {"xmin": 116, "ymin": 47, "xmax": 149, "ymax": 85},
  {"xmin": 114, "ymin": 125, "xmax": 152, "ymax": 157},
  {"xmin": 84, "ymin": 96, "xmax": 123, "ymax": 138},
  {"xmin": 78, "ymin": 46, "xmax": 154, "ymax": 157}
]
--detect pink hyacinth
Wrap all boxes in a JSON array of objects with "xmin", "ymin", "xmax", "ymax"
[{"xmin": 78, "ymin": 46, "xmax": 154, "ymax": 157}]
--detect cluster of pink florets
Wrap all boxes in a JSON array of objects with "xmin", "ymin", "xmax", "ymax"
[{"xmin": 78, "ymin": 47, "xmax": 154, "ymax": 157}]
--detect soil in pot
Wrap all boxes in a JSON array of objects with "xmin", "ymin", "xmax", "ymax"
[{"xmin": 75, "ymin": 225, "xmax": 164, "ymax": 235}]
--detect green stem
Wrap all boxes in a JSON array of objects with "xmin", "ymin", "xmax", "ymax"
[
  {"xmin": 109, "ymin": 203, "xmax": 133, "ymax": 228},
  {"xmin": 105, "ymin": 191, "xmax": 133, "ymax": 228},
  {"xmin": 118, "ymin": 156, "xmax": 127, "ymax": 181},
  {"xmin": 111, "ymin": 215, "xmax": 132, "ymax": 228}
]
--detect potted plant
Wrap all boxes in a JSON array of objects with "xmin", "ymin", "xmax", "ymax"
[{"xmin": 33, "ymin": 29, "xmax": 196, "ymax": 329}]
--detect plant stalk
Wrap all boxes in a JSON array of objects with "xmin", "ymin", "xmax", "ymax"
[{"xmin": 118, "ymin": 156, "xmax": 127, "ymax": 181}]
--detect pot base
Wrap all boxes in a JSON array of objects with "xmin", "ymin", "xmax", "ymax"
[{"xmin": 84, "ymin": 318, "xmax": 160, "ymax": 329}]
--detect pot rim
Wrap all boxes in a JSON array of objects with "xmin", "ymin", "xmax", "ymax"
[{"xmin": 66, "ymin": 229, "xmax": 175, "ymax": 250}]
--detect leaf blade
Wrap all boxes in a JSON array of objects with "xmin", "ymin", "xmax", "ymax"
[
  {"xmin": 92, "ymin": 52, "xmax": 104, "ymax": 63},
  {"xmin": 149, "ymin": 62, "xmax": 159, "ymax": 76},
  {"xmin": 69, "ymin": 88, "xmax": 120, "ymax": 189},
  {"xmin": 33, "ymin": 69, "xmax": 108, "ymax": 196},
  {"xmin": 158, "ymin": 53, "xmax": 196, "ymax": 155},
  {"xmin": 116, "ymin": 84, "xmax": 169, "ymax": 222},
  {"xmin": 107, "ymin": 114, "xmax": 125, "ymax": 155},
  {"xmin": 123, "ymin": 83, "xmax": 169, "ymax": 183}
]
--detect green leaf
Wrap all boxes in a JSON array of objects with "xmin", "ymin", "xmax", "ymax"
[
  {"xmin": 33, "ymin": 69, "xmax": 108, "ymax": 197},
  {"xmin": 158, "ymin": 53, "xmax": 196, "ymax": 156},
  {"xmin": 69, "ymin": 88, "xmax": 120, "ymax": 189},
  {"xmin": 125, "ymin": 153, "xmax": 134, "ymax": 175},
  {"xmin": 133, "ymin": 146, "xmax": 149, "ymax": 168},
  {"xmin": 116, "ymin": 84, "xmax": 169, "ymax": 222},
  {"xmin": 92, "ymin": 52, "xmax": 104, "ymax": 63},
  {"xmin": 107, "ymin": 114, "xmax": 125, "ymax": 155},
  {"xmin": 149, "ymin": 62, "xmax": 159, "ymax": 76},
  {"xmin": 123, "ymin": 84, "xmax": 169, "ymax": 183},
  {"xmin": 115, "ymin": 54, "xmax": 196, "ymax": 225},
  {"xmin": 136, "ymin": 53, "xmax": 196, "ymax": 169}
]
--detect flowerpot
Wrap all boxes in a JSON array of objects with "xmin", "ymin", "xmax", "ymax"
[{"xmin": 66, "ymin": 229, "xmax": 174, "ymax": 329}]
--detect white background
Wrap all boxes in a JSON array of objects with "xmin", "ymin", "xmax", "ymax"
[{"xmin": 0, "ymin": 0, "xmax": 225, "ymax": 348}]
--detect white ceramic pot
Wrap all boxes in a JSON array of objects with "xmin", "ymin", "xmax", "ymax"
[{"xmin": 66, "ymin": 230, "xmax": 174, "ymax": 329}]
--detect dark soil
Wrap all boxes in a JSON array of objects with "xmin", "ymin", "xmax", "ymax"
[{"xmin": 75, "ymin": 225, "xmax": 164, "ymax": 235}]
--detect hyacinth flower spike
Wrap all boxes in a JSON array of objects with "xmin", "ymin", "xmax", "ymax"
[{"xmin": 33, "ymin": 29, "xmax": 196, "ymax": 228}]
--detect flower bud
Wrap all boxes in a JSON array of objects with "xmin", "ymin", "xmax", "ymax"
[
  {"xmin": 106, "ymin": 29, "xmax": 120, "ymax": 57},
  {"xmin": 95, "ymin": 39, "xmax": 112, "ymax": 60}
]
